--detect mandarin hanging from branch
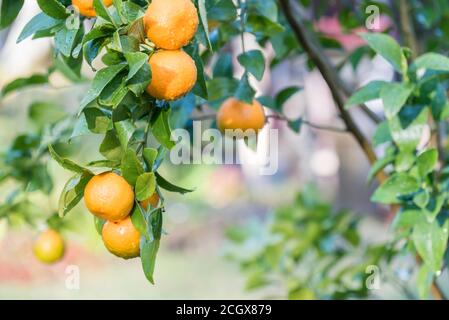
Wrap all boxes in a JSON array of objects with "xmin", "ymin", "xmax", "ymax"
[{"xmin": 143, "ymin": 0, "xmax": 199, "ymax": 50}]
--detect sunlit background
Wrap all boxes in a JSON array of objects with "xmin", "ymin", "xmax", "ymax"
[{"xmin": 0, "ymin": 1, "xmax": 423, "ymax": 299}]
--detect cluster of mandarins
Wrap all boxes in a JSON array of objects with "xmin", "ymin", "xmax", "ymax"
[
  {"xmin": 73, "ymin": 0, "xmax": 199, "ymax": 101},
  {"xmin": 32, "ymin": 172, "xmax": 159, "ymax": 264},
  {"xmin": 84, "ymin": 172, "xmax": 160, "ymax": 259},
  {"xmin": 72, "ymin": 0, "xmax": 266, "ymax": 136}
]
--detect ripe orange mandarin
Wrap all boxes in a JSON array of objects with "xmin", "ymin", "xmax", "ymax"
[
  {"xmin": 216, "ymin": 97, "xmax": 266, "ymax": 134},
  {"xmin": 102, "ymin": 217, "xmax": 141, "ymax": 259},
  {"xmin": 84, "ymin": 172, "xmax": 134, "ymax": 222},
  {"xmin": 140, "ymin": 192, "xmax": 160, "ymax": 210},
  {"xmin": 146, "ymin": 50, "xmax": 197, "ymax": 101},
  {"xmin": 72, "ymin": 0, "xmax": 113, "ymax": 17},
  {"xmin": 33, "ymin": 229, "xmax": 65, "ymax": 264},
  {"xmin": 143, "ymin": 0, "xmax": 199, "ymax": 50}
]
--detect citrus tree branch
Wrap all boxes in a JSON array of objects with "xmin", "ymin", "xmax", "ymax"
[
  {"xmin": 278, "ymin": 0, "xmax": 387, "ymax": 183},
  {"xmin": 279, "ymin": 0, "xmax": 445, "ymax": 300},
  {"xmin": 190, "ymin": 112, "xmax": 348, "ymax": 133},
  {"xmin": 398, "ymin": 0, "xmax": 419, "ymax": 58}
]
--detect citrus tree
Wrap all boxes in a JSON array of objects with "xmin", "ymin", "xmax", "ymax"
[{"xmin": 1, "ymin": 0, "xmax": 449, "ymax": 299}]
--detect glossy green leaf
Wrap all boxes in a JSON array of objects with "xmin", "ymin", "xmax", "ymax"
[
  {"xmin": 371, "ymin": 173, "xmax": 420, "ymax": 204},
  {"xmin": 412, "ymin": 219, "xmax": 448, "ymax": 272},
  {"xmin": 155, "ymin": 172, "xmax": 193, "ymax": 194},
  {"xmin": 135, "ymin": 172, "xmax": 156, "ymax": 201},
  {"xmin": 17, "ymin": 12, "xmax": 61, "ymax": 43},
  {"xmin": 49, "ymin": 145, "xmax": 92, "ymax": 174},
  {"xmin": 381, "ymin": 83, "xmax": 414, "ymax": 119},
  {"xmin": 237, "ymin": 49, "xmax": 265, "ymax": 81},
  {"xmin": 121, "ymin": 148, "xmax": 144, "ymax": 186},
  {"xmin": 417, "ymin": 149, "xmax": 438, "ymax": 178},
  {"xmin": 80, "ymin": 64, "xmax": 127, "ymax": 109},
  {"xmin": 0, "ymin": 0, "xmax": 24, "ymax": 29},
  {"xmin": 345, "ymin": 81, "xmax": 386, "ymax": 109},
  {"xmin": 37, "ymin": 0, "xmax": 68, "ymax": 19},
  {"xmin": 1, "ymin": 74, "xmax": 48, "ymax": 97},
  {"xmin": 413, "ymin": 53, "xmax": 449, "ymax": 72},
  {"xmin": 152, "ymin": 109, "xmax": 175, "ymax": 149},
  {"xmin": 58, "ymin": 173, "xmax": 93, "ymax": 217},
  {"xmin": 360, "ymin": 33, "xmax": 407, "ymax": 73}
]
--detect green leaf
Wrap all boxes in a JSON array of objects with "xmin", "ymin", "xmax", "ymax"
[
  {"xmin": 0, "ymin": 0, "xmax": 24, "ymax": 29},
  {"xmin": 371, "ymin": 173, "xmax": 420, "ymax": 204},
  {"xmin": 17, "ymin": 12, "xmax": 61, "ymax": 43},
  {"xmin": 152, "ymin": 109, "xmax": 175, "ymax": 149},
  {"xmin": 114, "ymin": 120, "xmax": 135, "ymax": 150},
  {"xmin": 29, "ymin": 102, "xmax": 67, "ymax": 129},
  {"xmin": 135, "ymin": 172, "xmax": 156, "ymax": 201},
  {"xmin": 413, "ymin": 53, "xmax": 449, "ymax": 72},
  {"xmin": 140, "ymin": 208, "xmax": 163, "ymax": 284},
  {"xmin": 235, "ymin": 74, "xmax": 256, "ymax": 104},
  {"xmin": 206, "ymin": 77, "xmax": 238, "ymax": 103},
  {"xmin": 80, "ymin": 64, "xmax": 127, "ymax": 109},
  {"xmin": 213, "ymin": 52, "xmax": 233, "ymax": 78},
  {"xmin": 99, "ymin": 78, "xmax": 129, "ymax": 108},
  {"xmin": 84, "ymin": 107, "xmax": 112, "ymax": 134},
  {"xmin": 288, "ymin": 119, "xmax": 302, "ymax": 133},
  {"xmin": 93, "ymin": 0, "xmax": 114, "ymax": 24},
  {"xmin": 100, "ymin": 130, "xmax": 122, "ymax": 161},
  {"xmin": 345, "ymin": 81, "xmax": 386, "ymax": 109},
  {"xmin": 412, "ymin": 219, "xmax": 449, "ymax": 272},
  {"xmin": 360, "ymin": 33, "xmax": 407, "ymax": 73},
  {"xmin": 184, "ymin": 42, "xmax": 208, "ymax": 100},
  {"xmin": 86, "ymin": 159, "xmax": 120, "ymax": 168},
  {"xmin": 37, "ymin": 0, "xmax": 68, "ymax": 20},
  {"xmin": 131, "ymin": 204, "xmax": 148, "ymax": 237},
  {"xmin": 94, "ymin": 216, "xmax": 106, "ymax": 235},
  {"xmin": 121, "ymin": 148, "xmax": 144, "ymax": 186},
  {"xmin": 1, "ymin": 74, "xmax": 48, "ymax": 97},
  {"xmin": 389, "ymin": 106, "xmax": 428, "ymax": 152},
  {"xmin": 372, "ymin": 121, "xmax": 392, "ymax": 146},
  {"xmin": 417, "ymin": 149, "xmax": 438, "ymax": 178},
  {"xmin": 394, "ymin": 151, "xmax": 415, "ymax": 172},
  {"xmin": 124, "ymin": 52, "xmax": 149, "ymax": 81},
  {"xmin": 49, "ymin": 145, "xmax": 92, "ymax": 174},
  {"xmin": 275, "ymin": 86, "xmax": 301, "ymax": 110},
  {"xmin": 58, "ymin": 173, "xmax": 93, "ymax": 217},
  {"xmin": 237, "ymin": 49, "xmax": 265, "ymax": 81},
  {"xmin": 413, "ymin": 190, "xmax": 430, "ymax": 209},
  {"xmin": 143, "ymin": 148, "xmax": 158, "ymax": 171},
  {"xmin": 416, "ymin": 265, "xmax": 433, "ymax": 299},
  {"xmin": 197, "ymin": 0, "xmax": 212, "ymax": 50},
  {"xmin": 367, "ymin": 151, "xmax": 395, "ymax": 183},
  {"xmin": 155, "ymin": 172, "xmax": 193, "ymax": 194},
  {"xmin": 55, "ymin": 25, "xmax": 78, "ymax": 57},
  {"xmin": 391, "ymin": 208, "xmax": 423, "ymax": 231},
  {"xmin": 127, "ymin": 62, "xmax": 151, "ymax": 96},
  {"xmin": 380, "ymin": 83, "xmax": 414, "ymax": 119}
]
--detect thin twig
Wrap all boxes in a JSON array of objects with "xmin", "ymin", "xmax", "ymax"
[{"xmin": 266, "ymin": 114, "xmax": 348, "ymax": 133}]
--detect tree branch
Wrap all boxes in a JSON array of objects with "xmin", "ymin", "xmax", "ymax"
[
  {"xmin": 398, "ymin": 0, "xmax": 419, "ymax": 58},
  {"xmin": 278, "ymin": 0, "xmax": 387, "ymax": 183},
  {"xmin": 280, "ymin": 0, "xmax": 445, "ymax": 300},
  {"xmin": 266, "ymin": 114, "xmax": 348, "ymax": 133}
]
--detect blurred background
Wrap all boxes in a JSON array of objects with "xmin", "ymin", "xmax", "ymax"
[{"xmin": 0, "ymin": 1, "xmax": 418, "ymax": 299}]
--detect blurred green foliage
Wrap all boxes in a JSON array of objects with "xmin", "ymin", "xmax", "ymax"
[{"xmin": 225, "ymin": 189, "xmax": 394, "ymax": 299}]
